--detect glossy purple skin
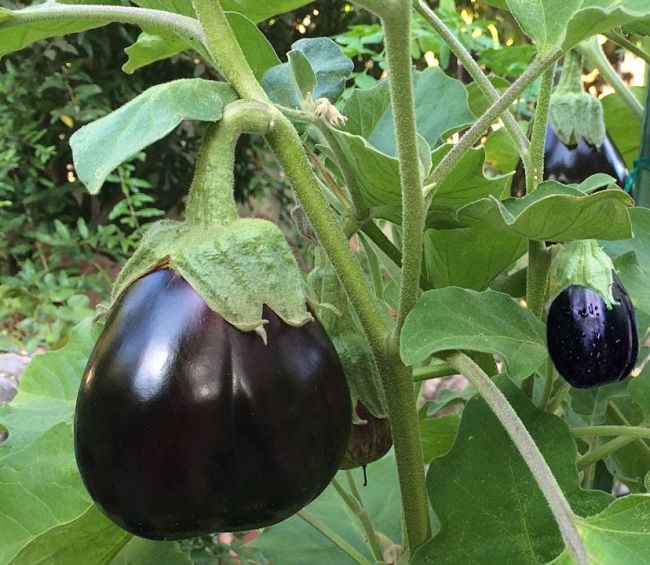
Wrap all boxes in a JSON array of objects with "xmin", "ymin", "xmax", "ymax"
[
  {"xmin": 544, "ymin": 126, "xmax": 628, "ymax": 188},
  {"xmin": 547, "ymin": 275, "xmax": 638, "ymax": 389},
  {"xmin": 74, "ymin": 269, "xmax": 351, "ymax": 540}
]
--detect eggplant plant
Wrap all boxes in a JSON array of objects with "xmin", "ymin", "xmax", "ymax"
[{"xmin": 1, "ymin": 1, "xmax": 650, "ymax": 564}]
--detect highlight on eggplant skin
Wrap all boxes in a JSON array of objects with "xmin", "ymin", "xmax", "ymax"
[{"xmin": 546, "ymin": 274, "xmax": 639, "ymax": 389}]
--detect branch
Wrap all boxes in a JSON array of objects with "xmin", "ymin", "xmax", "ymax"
[
  {"xmin": 414, "ymin": 0, "xmax": 530, "ymax": 162},
  {"xmin": 191, "ymin": 0, "xmax": 267, "ymax": 99},
  {"xmin": 425, "ymin": 49, "xmax": 563, "ymax": 199},
  {"xmin": 604, "ymin": 30, "xmax": 650, "ymax": 66},
  {"xmin": 572, "ymin": 425, "xmax": 650, "ymax": 441},
  {"xmin": 444, "ymin": 351, "xmax": 587, "ymax": 565},
  {"xmin": 577, "ymin": 37, "xmax": 643, "ymax": 121},
  {"xmin": 4, "ymin": 3, "xmax": 202, "ymax": 45},
  {"xmin": 298, "ymin": 511, "xmax": 373, "ymax": 565},
  {"xmin": 332, "ymin": 477, "xmax": 385, "ymax": 562},
  {"xmin": 382, "ymin": 8, "xmax": 425, "ymax": 337}
]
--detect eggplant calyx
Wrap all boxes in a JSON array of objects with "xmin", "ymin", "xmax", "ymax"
[
  {"xmin": 111, "ymin": 218, "xmax": 312, "ymax": 338},
  {"xmin": 548, "ymin": 239, "xmax": 616, "ymax": 308}
]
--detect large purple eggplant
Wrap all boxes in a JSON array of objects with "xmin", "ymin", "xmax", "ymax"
[{"xmin": 74, "ymin": 268, "xmax": 351, "ymax": 539}]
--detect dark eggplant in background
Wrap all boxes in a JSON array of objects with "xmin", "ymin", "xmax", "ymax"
[
  {"xmin": 340, "ymin": 402, "xmax": 392, "ymax": 471},
  {"xmin": 543, "ymin": 126, "xmax": 628, "ymax": 188},
  {"xmin": 546, "ymin": 273, "xmax": 639, "ymax": 389},
  {"xmin": 74, "ymin": 268, "xmax": 352, "ymax": 540},
  {"xmin": 511, "ymin": 125, "xmax": 628, "ymax": 196}
]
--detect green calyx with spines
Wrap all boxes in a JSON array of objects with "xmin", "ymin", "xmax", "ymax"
[
  {"xmin": 549, "ymin": 50, "xmax": 606, "ymax": 147},
  {"xmin": 112, "ymin": 219, "xmax": 312, "ymax": 338},
  {"xmin": 548, "ymin": 239, "xmax": 617, "ymax": 309},
  {"xmin": 109, "ymin": 99, "xmax": 311, "ymax": 338}
]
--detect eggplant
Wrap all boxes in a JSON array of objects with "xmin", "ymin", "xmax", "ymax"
[
  {"xmin": 340, "ymin": 402, "xmax": 392, "ymax": 471},
  {"xmin": 546, "ymin": 274, "xmax": 638, "ymax": 389},
  {"xmin": 510, "ymin": 126, "xmax": 628, "ymax": 197},
  {"xmin": 74, "ymin": 269, "xmax": 352, "ymax": 540},
  {"xmin": 544, "ymin": 126, "xmax": 628, "ymax": 188}
]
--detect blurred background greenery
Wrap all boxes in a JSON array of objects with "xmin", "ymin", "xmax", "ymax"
[{"xmin": 0, "ymin": 0, "xmax": 637, "ymax": 352}]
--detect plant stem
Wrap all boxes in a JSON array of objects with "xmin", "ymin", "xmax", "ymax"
[
  {"xmin": 524, "ymin": 63, "xmax": 555, "ymax": 323},
  {"xmin": 267, "ymin": 115, "xmax": 431, "ymax": 552},
  {"xmin": 361, "ymin": 221, "xmax": 403, "ymax": 268},
  {"xmin": 298, "ymin": 511, "xmax": 373, "ymax": 565},
  {"xmin": 382, "ymin": 7, "xmax": 425, "ymax": 337},
  {"xmin": 527, "ymin": 63, "xmax": 556, "ymax": 193},
  {"xmin": 314, "ymin": 124, "xmax": 370, "ymax": 221},
  {"xmin": 360, "ymin": 211, "xmax": 432, "ymax": 291},
  {"xmin": 572, "ymin": 425, "xmax": 650, "ymax": 441},
  {"xmin": 193, "ymin": 0, "xmax": 430, "ymax": 551},
  {"xmin": 526, "ymin": 241, "xmax": 552, "ymax": 319},
  {"xmin": 604, "ymin": 30, "xmax": 650, "ymax": 66},
  {"xmin": 576, "ymin": 436, "xmax": 635, "ymax": 471},
  {"xmin": 577, "ymin": 37, "xmax": 643, "ymax": 121},
  {"xmin": 332, "ymin": 477, "xmax": 385, "ymax": 562},
  {"xmin": 412, "ymin": 362, "xmax": 457, "ymax": 382},
  {"xmin": 549, "ymin": 382, "xmax": 571, "ymax": 414},
  {"xmin": 186, "ymin": 100, "xmax": 273, "ymax": 228},
  {"xmin": 268, "ymin": 116, "xmax": 388, "ymax": 352},
  {"xmin": 7, "ymin": 3, "xmax": 202, "ymax": 45},
  {"xmin": 538, "ymin": 359, "xmax": 556, "ymax": 411},
  {"xmin": 444, "ymin": 351, "xmax": 587, "ymax": 565},
  {"xmin": 425, "ymin": 49, "xmax": 563, "ymax": 199},
  {"xmin": 414, "ymin": 0, "xmax": 530, "ymax": 162},
  {"xmin": 191, "ymin": 0, "xmax": 267, "ymax": 100},
  {"xmin": 350, "ymin": 0, "xmax": 391, "ymax": 17},
  {"xmin": 278, "ymin": 106, "xmax": 370, "ymax": 220},
  {"xmin": 554, "ymin": 51, "xmax": 582, "ymax": 96},
  {"xmin": 607, "ymin": 402, "xmax": 650, "ymax": 464}
]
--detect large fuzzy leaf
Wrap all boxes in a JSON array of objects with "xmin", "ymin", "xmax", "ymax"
[{"xmin": 401, "ymin": 288, "xmax": 547, "ymax": 380}]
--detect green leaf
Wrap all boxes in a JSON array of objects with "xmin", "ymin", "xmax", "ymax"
[
  {"xmin": 327, "ymin": 129, "xmax": 431, "ymax": 224},
  {"xmin": 629, "ymin": 361, "xmax": 650, "ymax": 420},
  {"xmin": 466, "ymin": 76, "xmax": 510, "ymax": 118},
  {"xmin": 263, "ymin": 37, "xmax": 353, "ymax": 108},
  {"xmin": 70, "ymin": 79, "xmax": 237, "ymax": 194},
  {"xmin": 219, "ymin": 0, "xmax": 314, "ymax": 22},
  {"xmin": 420, "ymin": 413, "xmax": 460, "ymax": 463},
  {"xmin": 0, "ymin": 7, "xmax": 105, "ymax": 58},
  {"xmin": 130, "ymin": 0, "xmax": 194, "ymax": 17},
  {"xmin": 413, "ymin": 377, "xmax": 613, "ymax": 565},
  {"xmin": 602, "ymin": 207, "xmax": 650, "ymax": 272},
  {"xmin": 344, "ymin": 68, "xmax": 474, "ymax": 156},
  {"xmin": 547, "ymin": 496, "xmax": 650, "ymax": 564},
  {"xmin": 427, "ymin": 145, "xmax": 512, "ymax": 207},
  {"xmin": 288, "ymin": 49, "xmax": 317, "ymax": 101},
  {"xmin": 252, "ymin": 453, "xmax": 401, "ymax": 564},
  {"xmin": 484, "ymin": 127, "xmax": 520, "ymax": 173},
  {"xmin": 133, "ymin": 0, "xmax": 314, "ymax": 22},
  {"xmin": 423, "ymin": 225, "xmax": 527, "ymax": 290},
  {"xmin": 123, "ymin": 31, "xmax": 187, "ymax": 74},
  {"xmin": 0, "ymin": 320, "xmax": 98, "ymax": 563},
  {"xmin": 112, "ymin": 537, "xmax": 191, "ymax": 564},
  {"xmin": 8, "ymin": 506, "xmax": 130, "ymax": 565},
  {"xmin": 401, "ymin": 288, "xmax": 547, "ymax": 380},
  {"xmin": 122, "ymin": 12, "xmax": 280, "ymax": 80},
  {"xmin": 601, "ymin": 87, "xmax": 644, "ymax": 169},
  {"xmin": 506, "ymin": 0, "xmax": 650, "ymax": 52},
  {"xmin": 478, "ymin": 45, "xmax": 536, "ymax": 77},
  {"xmin": 457, "ymin": 181, "xmax": 634, "ymax": 242},
  {"xmin": 601, "ymin": 207, "xmax": 650, "ymax": 331}
]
